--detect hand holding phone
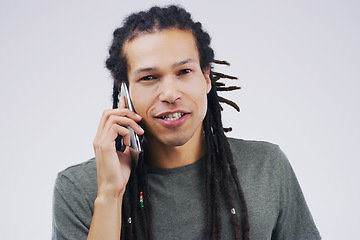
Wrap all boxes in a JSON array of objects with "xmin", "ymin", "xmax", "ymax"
[{"xmin": 116, "ymin": 82, "xmax": 143, "ymax": 152}]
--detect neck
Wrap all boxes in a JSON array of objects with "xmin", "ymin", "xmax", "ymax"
[{"xmin": 145, "ymin": 129, "xmax": 206, "ymax": 169}]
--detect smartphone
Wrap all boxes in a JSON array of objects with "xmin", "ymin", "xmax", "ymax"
[{"xmin": 116, "ymin": 82, "xmax": 143, "ymax": 152}]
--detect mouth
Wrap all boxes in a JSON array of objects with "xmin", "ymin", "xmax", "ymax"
[
  {"xmin": 159, "ymin": 112, "xmax": 185, "ymax": 121},
  {"xmin": 154, "ymin": 111, "xmax": 189, "ymax": 127}
]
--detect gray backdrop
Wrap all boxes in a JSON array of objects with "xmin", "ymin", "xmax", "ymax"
[{"xmin": 1, "ymin": 0, "xmax": 359, "ymax": 239}]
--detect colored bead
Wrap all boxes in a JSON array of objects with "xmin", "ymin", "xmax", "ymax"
[
  {"xmin": 128, "ymin": 217, "xmax": 132, "ymax": 223},
  {"xmin": 140, "ymin": 192, "xmax": 144, "ymax": 208},
  {"xmin": 231, "ymin": 208, "xmax": 236, "ymax": 215}
]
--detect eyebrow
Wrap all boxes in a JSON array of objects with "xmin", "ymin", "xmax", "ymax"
[
  {"xmin": 133, "ymin": 58, "xmax": 196, "ymax": 76},
  {"xmin": 172, "ymin": 58, "xmax": 196, "ymax": 68}
]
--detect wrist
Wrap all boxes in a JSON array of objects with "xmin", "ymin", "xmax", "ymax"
[
  {"xmin": 97, "ymin": 184, "xmax": 126, "ymax": 199},
  {"xmin": 95, "ymin": 190, "xmax": 124, "ymax": 207},
  {"xmin": 89, "ymin": 190, "xmax": 123, "ymax": 239}
]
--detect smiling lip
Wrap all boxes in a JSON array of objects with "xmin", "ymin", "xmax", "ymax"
[{"xmin": 154, "ymin": 111, "xmax": 189, "ymax": 128}]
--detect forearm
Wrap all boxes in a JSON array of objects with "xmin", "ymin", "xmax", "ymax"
[
  {"xmin": 87, "ymin": 194, "xmax": 123, "ymax": 240},
  {"xmin": 88, "ymin": 102, "xmax": 142, "ymax": 239}
]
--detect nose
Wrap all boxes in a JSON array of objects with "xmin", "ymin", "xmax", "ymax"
[{"xmin": 158, "ymin": 76, "xmax": 180, "ymax": 104}]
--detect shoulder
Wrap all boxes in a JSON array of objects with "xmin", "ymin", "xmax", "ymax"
[
  {"xmin": 227, "ymin": 138, "xmax": 321, "ymax": 239},
  {"xmin": 57, "ymin": 158, "xmax": 96, "ymax": 178},
  {"xmin": 227, "ymin": 137, "xmax": 280, "ymax": 152},
  {"xmin": 226, "ymin": 137, "xmax": 290, "ymax": 187},
  {"xmin": 55, "ymin": 158, "xmax": 97, "ymax": 198},
  {"xmin": 227, "ymin": 137, "xmax": 286, "ymax": 166}
]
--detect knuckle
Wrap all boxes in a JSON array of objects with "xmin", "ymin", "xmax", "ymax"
[
  {"xmin": 93, "ymin": 137, "xmax": 101, "ymax": 148},
  {"xmin": 110, "ymin": 124, "xmax": 120, "ymax": 132},
  {"xmin": 120, "ymin": 108, "xmax": 131, "ymax": 116},
  {"xmin": 108, "ymin": 114, "xmax": 116, "ymax": 122},
  {"xmin": 123, "ymin": 128, "xmax": 131, "ymax": 136},
  {"xmin": 102, "ymin": 109, "xmax": 110, "ymax": 117}
]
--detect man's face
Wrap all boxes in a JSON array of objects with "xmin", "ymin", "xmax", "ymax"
[{"xmin": 123, "ymin": 28, "xmax": 211, "ymax": 147}]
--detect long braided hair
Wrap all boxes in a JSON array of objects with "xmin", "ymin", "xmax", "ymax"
[{"xmin": 105, "ymin": 5, "xmax": 249, "ymax": 240}]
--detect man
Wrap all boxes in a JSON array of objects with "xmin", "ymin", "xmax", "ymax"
[{"xmin": 52, "ymin": 5, "xmax": 321, "ymax": 240}]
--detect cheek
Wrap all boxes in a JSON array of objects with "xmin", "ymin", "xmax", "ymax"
[
  {"xmin": 130, "ymin": 87, "xmax": 150, "ymax": 115},
  {"xmin": 199, "ymin": 92, "xmax": 208, "ymax": 117},
  {"xmin": 186, "ymin": 80, "xmax": 209, "ymax": 115}
]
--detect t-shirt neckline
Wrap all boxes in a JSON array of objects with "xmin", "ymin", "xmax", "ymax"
[{"xmin": 145, "ymin": 156, "xmax": 206, "ymax": 175}]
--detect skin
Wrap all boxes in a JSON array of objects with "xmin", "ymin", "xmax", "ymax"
[
  {"xmin": 88, "ymin": 28, "xmax": 211, "ymax": 239},
  {"xmin": 124, "ymin": 28, "xmax": 212, "ymax": 168}
]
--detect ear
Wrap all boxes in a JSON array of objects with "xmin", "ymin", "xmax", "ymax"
[{"xmin": 203, "ymin": 67, "xmax": 212, "ymax": 94}]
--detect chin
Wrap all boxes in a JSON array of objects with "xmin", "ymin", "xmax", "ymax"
[
  {"xmin": 161, "ymin": 136, "xmax": 189, "ymax": 147},
  {"xmin": 145, "ymin": 125, "xmax": 202, "ymax": 148}
]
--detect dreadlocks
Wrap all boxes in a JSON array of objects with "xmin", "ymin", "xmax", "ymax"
[{"xmin": 105, "ymin": 5, "xmax": 249, "ymax": 240}]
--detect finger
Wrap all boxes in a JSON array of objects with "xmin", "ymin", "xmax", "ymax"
[
  {"xmin": 118, "ymin": 95, "xmax": 142, "ymax": 121},
  {"xmin": 102, "ymin": 123, "xmax": 132, "ymax": 147},
  {"xmin": 95, "ymin": 108, "xmax": 142, "ymax": 139},
  {"xmin": 103, "ymin": 115, "xmax": 144, "ymax": 137},
  {"xmin": 95, "ymin": 109, "xmax": 116, "ymax": 140}
]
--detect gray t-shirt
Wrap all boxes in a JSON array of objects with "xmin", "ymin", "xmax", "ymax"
[{"xmin": 52, "ymin": 138, "xmax": 321, "ymax": 239}]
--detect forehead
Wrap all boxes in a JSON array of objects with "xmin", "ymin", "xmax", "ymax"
[{"xmin": 123, "ymin": 29, "xmax": 200, "ymax": 73}]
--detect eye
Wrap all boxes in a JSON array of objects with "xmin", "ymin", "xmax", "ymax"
[
  {"xmin": 178, "ymin": 69, "xmax": 192, "ymax": 75},
  {"xmin": 140, "ymin": 75, "xmax": 157, "ymax": 81}
]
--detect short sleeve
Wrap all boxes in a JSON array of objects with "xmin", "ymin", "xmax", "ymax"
[
  {"xmin": 272, "ymin": 148, "xmax": 321, "ymax": 239},
  {"xmin": 52, "ymin": 160, "xmax": 97, "ymax": 240}
]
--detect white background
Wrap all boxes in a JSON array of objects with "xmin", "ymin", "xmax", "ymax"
[{"xmin": 1, "ymin": 0, "xmax": 359, "ymax": 239}]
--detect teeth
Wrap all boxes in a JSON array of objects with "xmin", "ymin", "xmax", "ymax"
[{"xmin": 162, "ymin": 112, "xmax": 184, "ymax": 121}]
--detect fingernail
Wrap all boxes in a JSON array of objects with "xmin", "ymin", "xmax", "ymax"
[{"xmin": 135, "ymin": 113, "xmax": 142, "ymax": 119}]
